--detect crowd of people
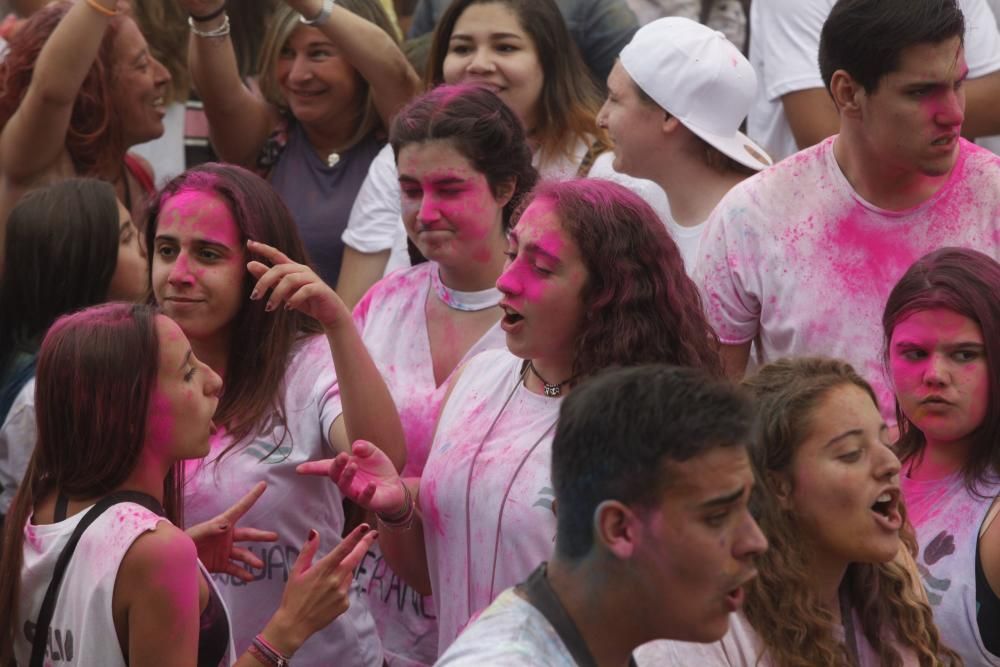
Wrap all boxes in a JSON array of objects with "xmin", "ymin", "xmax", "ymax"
[{"xmin": 0, "ymin": 0, "xmax": 999, "ymax": 665}]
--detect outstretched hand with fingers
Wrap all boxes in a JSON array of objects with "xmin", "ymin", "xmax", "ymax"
[
  {"xmin": 297, "ymin": 440, "xmax": 407, "ymax": 515},
  {"xmin": 268, "ymin": 523, "xmax": 380, "ymax": 650},
  {"xmin": 186, "ymin": 481, "xmax": 279, "ymax": 581},
  {"xmin": 246, "ymin": 239, "xmax": 348, "ymax": 329}
]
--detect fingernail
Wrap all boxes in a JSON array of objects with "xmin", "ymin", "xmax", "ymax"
[
  {"xmin": 308, "ymin": 529, "xmax": 318, "ymax": 542},
  {"xmin": 359, "ymin": 523, "xmax": 370, "ymax": 534},
  {"xmin": 265, "ymin": 302, "xmax": 275, "ymax": 312},
  {"xmin": 370, "ymin": 530, "xmax": 379, "ymax": 541},
  {"xmin": 250, "ymin": 290, "xmax": 259, "ymax": 300}
]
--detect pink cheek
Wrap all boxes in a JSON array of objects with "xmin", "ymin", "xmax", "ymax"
[{"xmin": 146, "ymin": 391, "xmax": 175, "ymax": 450}]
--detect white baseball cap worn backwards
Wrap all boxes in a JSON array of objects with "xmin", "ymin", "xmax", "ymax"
[{"xmin": 619, "ymin": 17, "xmax": 772, "ymax": 171}]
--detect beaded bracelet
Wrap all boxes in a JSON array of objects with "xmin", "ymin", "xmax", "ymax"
[
  {"xmin": 84, "ymin": 0, "xmax": 118, "ymax": 17},
  {"xmin": 250, "ymin": 634, "xmax": 290, "ymax": 667},
  {"xmin": 376, "ymin": 481, "xmax": 415, "ymax": 530},
  {"xmin": 188, "ymin": 13, "xmax": 230, "ymax": 38}
]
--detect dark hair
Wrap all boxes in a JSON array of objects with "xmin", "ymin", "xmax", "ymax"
[
  {"xmin": 819, "ymin": 0, "xmax": 965, "ymax": 93},
  {"xmin": 0, "ymin": 303, "xmax": 182, "ymax": 663},
  {"xmin": 390, "ymin": 84, "xmax": 539, "ymax": 230},
  {"xmin": 0, "ymin": 2, "xmax": 126, "ymax": 177},
  {"xmin": 0, "ymin": 178, "xmax": 123, "ymax": 378},
  {"xmin": 740, "ymin": 357, "xmax": 959, "ymax": 667},
  {"xmin": 552, "ymin": 364, "xmax": 754, "ymax": 559},
  {"xmin": 425, "ymin": 0, "xmax": 609, "ymax": 165},
  {"xmin": 513, "ymin": 179, "xmax": 723, "ymax": 379},
  {"xmin": 883, "ymin": 247, "xmax": 1000, "ymax": 495},
  {"xmin": 145, "ymin": 163, "xmax": 323, "ymax": 450}
]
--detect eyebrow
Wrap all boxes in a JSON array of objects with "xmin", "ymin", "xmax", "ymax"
[
  {"xmin": 398, "ymin": 175, "xmax": 468, "ymax": 186},
  {"xmin": 450, "ymin": 32, "xmax": 523, "ymax": 41},
  {"xmin": 154, "ymin": 233, "xmax": 233, "ymax": 251},
  {"xmin": 893, "ymin": 339, "xmax": 984, "ymax": 349},
  {"xmin": 507, "ymin": 231, "xmax": 561, "ymax": 263},
  {"xmin": 698, "ymin": 486, "xmax": 747, "ymax": 509},
  {"xmin": 825, "ymin": 424, "xmax": 888, "ymax": 448},
  {"xmin": 902, "ymin": 66, "xmax": 969, "ymax": 89},
  {"xmin": 179, "ymin": 348, "xmax": 192, "ymax": 371}
]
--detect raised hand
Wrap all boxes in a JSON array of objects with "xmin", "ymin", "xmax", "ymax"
[
  {"xmin": 259, "ymin": 523, "xmax": 379, "ymax": 656},
  {"xmin": 246, "ymin": 239, "xmax": 349, "ymax": 329},
  {"xmin": 186, "ymin": 481, "xmax": 279, "ymax": 581},
  {"xmin": 297, "ymin": 440, "xmax": 407, "ymax": 515}
]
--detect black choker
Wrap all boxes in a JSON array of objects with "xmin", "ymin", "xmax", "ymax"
[{"xmin": 527, "ymin": 361, "xmax": 576, "ymax": 397}]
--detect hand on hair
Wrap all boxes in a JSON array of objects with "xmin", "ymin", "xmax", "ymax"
[
  {"xmin": 297, "ymin": 440, "xmax": 407, "ymax": 515},
  {"xmin": 246, "ymin": 240, "xmax": 349, "ymax": 329},
  {"xmin": 185, "ymin": 481, "xmax": 279, "ymax": 582},
  {"xmin": 260, "ymin": 523, "xmax": 379, "ymax": 655}
]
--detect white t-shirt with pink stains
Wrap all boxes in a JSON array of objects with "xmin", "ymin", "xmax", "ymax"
[
  {"xmin": 634, "ymin": 610, "xmax": 919, "ymax": 666},
  {"xmin": 694, "ymin": 136, "xmax": 1000, "ymax": 417},
  {"xmin": 419, "ymin": 348, "xmax": 561, "ymax": 655},
  {"xmin": 184, "ymin": 336, "xmax": 383, "ymax": 667},
  {"xmin": 345, "ymin": 262, "xmax": 505, "ymax": 667}
]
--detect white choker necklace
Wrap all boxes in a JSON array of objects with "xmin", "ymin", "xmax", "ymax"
[{"xmin": 431, "ymin": 268, "xmax": 501, "ymax": 312}]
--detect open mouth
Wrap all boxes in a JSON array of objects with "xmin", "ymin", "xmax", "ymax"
[
  {"xmin": 501, "ymin": 304, "xmax": 523, "ymax": 326},
  {"xmin": 870, "ymin": 489, "xmax": 902, "ymax": 531}
]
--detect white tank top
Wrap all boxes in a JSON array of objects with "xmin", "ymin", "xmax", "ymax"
[
  {"xmin": 15, "ymin": 501, "xmax": 234, "ymax": 665},
  {"xmin": 902, "ymin": 471, "xmax": 1000, "ymax": 666},
  {"xmin": 420, "ymin": 349, "xmax": 562, "ymax": 654}
]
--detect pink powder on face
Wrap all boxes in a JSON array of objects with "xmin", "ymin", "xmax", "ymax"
[{"xmin": 145, "ymin": 389, "xmax": 175, "ymax": 455}]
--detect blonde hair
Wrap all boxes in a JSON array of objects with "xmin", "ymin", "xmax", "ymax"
[
  {"xmin": 256, "ymin": 0, "xmax": 398, "ymax": 150},
  {"xmin": 741, "ymin": 357, "xmax": 961, "ymax": 667}
]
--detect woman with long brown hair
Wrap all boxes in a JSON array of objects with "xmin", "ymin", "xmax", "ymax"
[
  {"xmin": 301, "ymin": 177, "xmax": 720, "ymax": 656},
  {"xmin": 641, "ymin": 357, "xmax": 958, "ymax": 666},
  {"xmin": 0, "ymin": 302, "xmax": 377, "ymax": 665},
  {"xmin": 147, "ymin": 163, "xmax": 404, "ymax": 665}
]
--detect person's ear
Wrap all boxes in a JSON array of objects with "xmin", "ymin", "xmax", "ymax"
[
  {"xmin": 769, "ymin": 471, "xmax": 795, "ymax": 511},
  {"xmin": 593, "ymin": 499, "xmax": 640, "ymax": 559},
  {"xmin": 494, "ymin": 177, "xmax": 517, "ymax": 209},
  {"xmin": 829, "ymin": 69, "xmax": 864, "ymax": 118},
  {"xmin": 662, "ymin": 113, "xmax": 682, "ymax": 137}
]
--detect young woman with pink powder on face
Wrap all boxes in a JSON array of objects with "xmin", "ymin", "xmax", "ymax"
[
  {"xmin": 147, "ymin": 163, "xmax": 404, "ymax": 665},
  {"xmin": 327, "ymin": 83, "xmax": 537, "ymax": 665},
  {"xmin": 302, "ymin": 178, "xmax": 723, "ymax": 655},
  {"xmin": 0, "ymin": 303, "xmax": 378, "ymax": 666},
  {"xmin": 885, "ymin": 247, "xmax": 1000, "ymax": 666}
]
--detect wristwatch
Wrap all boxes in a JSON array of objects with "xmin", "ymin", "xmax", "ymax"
[{"xmin": 299, "ymin": 0, "xmax": 335, "ymax": 25}]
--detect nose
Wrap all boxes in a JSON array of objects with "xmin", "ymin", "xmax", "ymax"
[
  {"xmin": 204, "ymin": 365, "xmax": 223, "ymax": 399},
  {"xmin": 289, "ymin": 54, "xmax": 313, "ymax": 83},
  {"xmin": 922, "ymin": 352, "xmax": 950, "ymax": 386},
  {"xmin": 417, "ymin": 194, "xmax": 441, "ymax": 223},
  {"xmin": 151, "ymin": 55, "xmax": 171, "ymax": 85},
  {"xmin": 496, "ymin": 259, "xmax": 522, "ymax": 296},
  {"xmin": 935, "ymin": 88, "xmax": 965, "ymax": 128},
  {"xmin": 167, "ymin": 251, "xmax": 194, "ymax": 287},
  {"xmin": 467, "ymin": 46, "xmax": 496, "ymax": 74},
  {"xmin": 873, "ymin": 440, "xmax": 902, "ymax": 480},
  {"xmin": 733, "ymin": 510, "xmax": 768, "ymax": 559}
]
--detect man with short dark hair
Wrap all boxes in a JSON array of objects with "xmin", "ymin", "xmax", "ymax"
[
  {"xmin": 597, "ymin": 17, "xmax": 771, "ymax": 273},
  {"xmin": 747, "ymin": 0, "xmax": 1000, "ymax": 160},
  {"xmin": 696, "ymin": 0, "xmax": 1000, "ymax": 417},
  {"xmin": 435, "ymin": 365, "xmax": 767, "ymax": 666}
]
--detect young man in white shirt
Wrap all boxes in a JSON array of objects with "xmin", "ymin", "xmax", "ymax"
[
  {"xmin": 436, "ymin": 364, "xmax": 767, "ymax": 666},
  {"xmin": 748, "ymin": 0, "xmax": 1000, "ymax": 160},
  {"xmin": 597, "ymin": 18, "xmax": 771, "ymax": 273},
  {"xmin": 696, "ymin": 0, "xmax": 1000, "ymax": 416}
]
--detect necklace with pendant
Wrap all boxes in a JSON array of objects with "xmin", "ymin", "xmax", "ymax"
[{"xmin": 526, "ymin": 360, "xmax": 577, "ymax": 397}]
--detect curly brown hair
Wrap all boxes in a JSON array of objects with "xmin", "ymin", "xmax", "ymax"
[
  {"xmin": 0, "ymin": 1, "xmax": 125, "ymax": 178},
  {"xmin": 741, "ymin": 357, "xmax": 961, "ymax": 667},
  {"xmin": 513, "ymin": 179, "xmax": 722, "ymax": 378}
]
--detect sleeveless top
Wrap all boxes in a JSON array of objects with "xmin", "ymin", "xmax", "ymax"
[
  {"xmin": 420, "ymin": 348, "xmax": 562, "ymax": 654},
  {"xmin": 902, "ymin": 470, "xmax": 1000, "ymax": 666},
  {"xmin": 264, "ymin": 118, "xmax": 383, "ymax": 286},
  {"xmin": 15, "ymin": 501, "xmax": 235, "ymax": 665}
]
